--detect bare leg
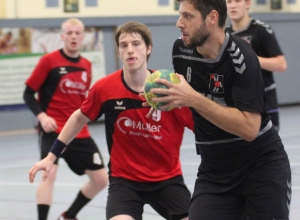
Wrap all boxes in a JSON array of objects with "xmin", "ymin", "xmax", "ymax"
[
  {"xmin": 82, "ymin": 168, "xmax": 108, "ymax": 198},
  {"xmin": 37, "ymin": 165, "xmax": 58, "ymax": 204}
]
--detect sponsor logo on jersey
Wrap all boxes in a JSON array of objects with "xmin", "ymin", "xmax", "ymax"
[
  {"xmin": 116, "ymin": 115, "xmax": 162, "ymax": 139},
  {"xmin": 59, "ymin": 67, "xmax": 68, "ymax": 74},
  {"xmin": 59, "ymin": 79, "xmax": 87, "ymax": 95},
  {"xmin": 179, "ymin": 46, "xmax": 193, "ymax": 54},
  {"xmin": 209, "ymin": 74, "xmax": 224, "ymax": 93},
  {"xmin": 114, "ymin": 100, "xmax": 126, "ymax": 110}
]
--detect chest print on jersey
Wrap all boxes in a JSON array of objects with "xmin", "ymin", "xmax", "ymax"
[
  {"xmin": 59, "ymin": 79, "xmax": 87, "ymax": 95},
  {"xmin": 114, "ymin": 100, "xmax": 126, "ymax": 110},
  {"xmin": 209, "ymin": 73, "xmax": 224, "ymax": 94},
  {"xmin": 116, "ymin": 112, "xmax": 163, "ymax": 140},
  {"xmin": 59, "ymin": 67, "xmax": 68, "ymax": 74}
]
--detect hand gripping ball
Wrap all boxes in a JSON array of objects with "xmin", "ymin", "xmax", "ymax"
[{"xmin": 143, "ymin": 69, "xmax": 180, "ymax": 111}]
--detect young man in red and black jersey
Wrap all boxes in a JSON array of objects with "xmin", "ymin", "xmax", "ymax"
[
  {"xmin": 28, "ymin": 21, "xmax": 194, "ymax": 220},
  {"xmin": 23, "ymin": 18, "xmax": 108, "ymax": 220},
  {"xmin": 143, "ymin": 0, "xmax": 291, "ymax": 220},
  {"xmin": 226, "ymin": 0, "xmax": 287, "ymax": 131}
]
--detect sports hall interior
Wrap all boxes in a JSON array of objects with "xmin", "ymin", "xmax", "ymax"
[{"xmin": 0, "ymin": 0, "xmax": 300, "ymax": 219}]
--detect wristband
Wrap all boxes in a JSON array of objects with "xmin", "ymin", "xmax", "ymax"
[{"xmin": 50, "ymin": 139, "xmax": 66, "ymax": 158}]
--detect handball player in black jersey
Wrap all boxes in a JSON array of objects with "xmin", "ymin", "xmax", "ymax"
[
  {"xmin": 29, "ymin": 21, "xmax": 194, "ymax": 220},
  {"xmin": 226, "ymin": 0, "xmax": 287, "ymax": 131},
  {"xmin": 24, "ymin": 18, "xmax": 108, "ymax": 220},
  {"xmin": 143, "ymin": 0, "xmax": 291, "ymax": 219}
]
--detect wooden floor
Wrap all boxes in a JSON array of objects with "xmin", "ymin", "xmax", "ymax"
[{"xmin": 0, "ymin": 105, "xmax": 300, "ymax": 220}]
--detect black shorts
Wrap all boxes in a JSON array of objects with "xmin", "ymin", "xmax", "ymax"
[
  {"xmin": 39, "ymin": 131, "xmax": 105, "ymax": 175},
  {"xmin": 106, "ymin": 175, "xmax": 191, "ymax": 220},
  {"xmin": 189, "ymin": 140, "xmax": 291, "ymax": 220}
]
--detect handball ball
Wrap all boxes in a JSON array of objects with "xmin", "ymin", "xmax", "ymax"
[{"xmin": 143, "ymin": 69, "xmax": 180, "ymax": 111}]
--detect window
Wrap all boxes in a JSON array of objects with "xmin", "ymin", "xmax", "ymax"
[
  {"xmin": 64, "ymin": 0, "xmax": 79, "ymax": 12},
  {"xmin": 287, "ymin": 0, "xmax": 296, "ymax": 4},
  {"xmin": 256, "ymin": 0, "xmax": 266, "ymax": 4},
  {"xmin": 159, "ymin": 0, "xmax": 169, "ymax": 6},
  {"xmin": 174, "ymin": 0, "xmax": 180, "ymax": 10},
  {"xmin": 271, "ymin": 0, "xmax": 282, "ymax": 9},
  {"xmin": 46, "ymin": 0, "xmax": 59, "ymax": 7},
  {"xmin": 85, "ymin": 0, "xmax": 98, "ymax": 7}
]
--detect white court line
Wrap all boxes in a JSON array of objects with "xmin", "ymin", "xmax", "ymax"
[
  {"xmin": 186, "ymin": 185, "xmax": 300, "ymax": 190},
  {"xmin": 280, "ymin": 132, "xmax": 300, "ymax": 138},
  {"xmin": 0, "ymin": 128, "xmax": 36, "ymax": 136},
  {"xmin": 182, "ymin": 144, "xmax": 300, "ymax": 150},
  {"xmin": 1, "ymin": 161, "xmax": 300, "ymax": 170},
  {"xmin": 1, "ymin": 181, "xmax": 299, "ymax": 191},
  {"xmin": 181, "ymin": 161, "xmax": 300, "ymax": 166}
]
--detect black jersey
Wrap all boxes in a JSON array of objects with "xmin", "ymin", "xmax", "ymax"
[
  {"xmin": 226, "ymin": 19, "xmax": 283, "ymax": 112},
  {"xmin": 172, "ymin": 33, "xmax": 279, "ymax": 163}
]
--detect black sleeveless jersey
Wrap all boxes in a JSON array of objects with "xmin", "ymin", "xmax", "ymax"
[{"xmin": 172, "ymin": 33, "xmax": 275, "ymax": 152}]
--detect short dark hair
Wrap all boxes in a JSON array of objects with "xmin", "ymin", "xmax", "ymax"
[
  {"xmin": 176, "ymin": 0, "xmax": 227, "ymax": 28},
  {"xmin": 115, "ymin": 21, "xmax": 153, "ymax": 60}
]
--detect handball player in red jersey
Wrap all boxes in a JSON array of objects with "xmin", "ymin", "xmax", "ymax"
[
  {"xmin": 29, "ymin": 21, "xmax": 194, "ymax": 220},
  {"xmin": 24, "ymin": 18, "xmax": 108, "ymax": 220}
]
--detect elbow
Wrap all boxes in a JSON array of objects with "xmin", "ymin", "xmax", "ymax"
[
  {"xmin": 242, "ymin": 125, "xmax": 260, "ymax": 142},
  {"xmin": 278, "ymin": 63, "xmax": 287, "ymax": 72},
  {"xmin": 244, "ymin": 134, "xmax": 257, "ymax": 142},
  {"xmin": 240, "ymin": 111, "xmax": 261, "ymax": 142},
  {"xmin": 277, "ymin": 57, "xmax": 287, "ymax": 72}
]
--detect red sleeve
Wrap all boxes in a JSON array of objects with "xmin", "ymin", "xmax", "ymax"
[
  {"xmin": 81, "ymin": 81, "xmax": 103, "ymax": 121},
  {"xmin": 25, "ymin": 55, "xmax": 52, "ymax": 91}
]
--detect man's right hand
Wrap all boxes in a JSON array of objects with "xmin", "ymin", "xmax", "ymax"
[
  {"xmin": 28, "ymin": 153, "xmax": 57, "ymax": 183},
  {"xmin": 37, "ymin": 112, "xmax": 58, "ymax": 133}
]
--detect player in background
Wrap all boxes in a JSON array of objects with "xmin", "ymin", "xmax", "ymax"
[
  {"xmin": 143, "ymin": 0, "xmax": 291, "ymax": 219},
  {"xmin": 23, "ymin": 18, "xmax": 108, "ymax": 220},
  {"xmin": 226, "ymin": 0, "xmax": 287, "ymax": 130},
  {"xmin": 28, "ymin": 21, "xmax": 194, "ymax": 220}
]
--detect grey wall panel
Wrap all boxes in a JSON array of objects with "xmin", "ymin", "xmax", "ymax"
[
  {"xmin": 147, "ymin": 24, "xmax": 179, "ymax": 71},
  {"xmin": 101, "ymin": 27, "xmax": 118, "ymax": 76},
  {"xmin": 268, "ymin": 21, "xmax": 300, "ymax": 105},
  {"xmin": 0, "ymin": 109, "xmax": 36, "ymax": 131}
]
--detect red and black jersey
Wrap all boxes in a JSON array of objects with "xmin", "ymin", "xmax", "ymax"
[
  {"xmin": 81, "ymin": 69, "xmax": 194, "ymax": 182},
  {"xmin": 25, "ymin": 49, "xmax": 91, "ymax": 138},
  {"xmin": 226, "ymin": 18, "xmax": 283, "ymax": 112}
]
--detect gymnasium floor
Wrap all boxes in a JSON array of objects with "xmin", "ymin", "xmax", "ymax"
[{"xmin": 0, "ymin": 105, "xmax": 300, "ymax": 220}]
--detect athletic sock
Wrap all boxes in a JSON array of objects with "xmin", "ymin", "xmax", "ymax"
[
  {"xmin": 65, "ymin": 190, "xmax": 91, "ymax": 218},
  {"xmin": 38, "ymin": 204, "xmax": 50, "ymax": 220}
]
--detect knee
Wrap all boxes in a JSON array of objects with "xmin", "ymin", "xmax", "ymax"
[
  {"xmin": 97, "ymin": 172, "xmax": 109, "ymax": 189},
  {"xmin": 91, "ymin": 169, "xmax": 108, "ymax": 190}
]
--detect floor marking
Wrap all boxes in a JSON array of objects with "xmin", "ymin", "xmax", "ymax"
[
  {"xmin": 0, "ymin": 128, "xmax": 36, "ymax": 136},
  {"xmin": 186, "ymin": 184, "xmax": 300, "ymax": 190}
]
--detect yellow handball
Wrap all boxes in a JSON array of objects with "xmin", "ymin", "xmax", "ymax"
[{"xmin": 143, "ymin": 69, "xmax": 180, "ymax": 111}]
